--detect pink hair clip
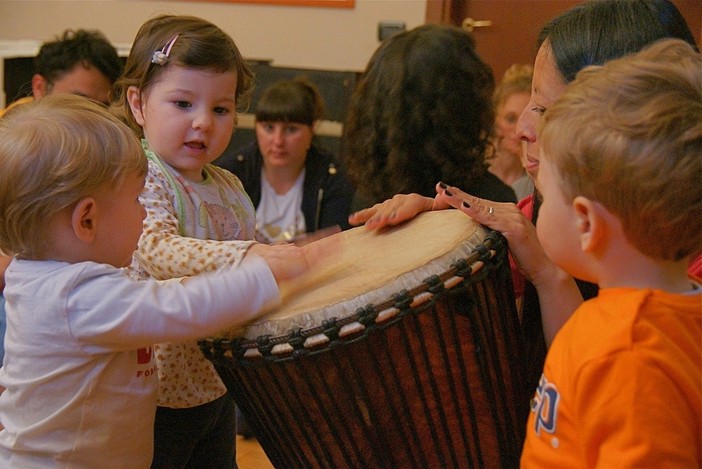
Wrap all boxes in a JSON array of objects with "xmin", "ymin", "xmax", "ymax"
[{"xmin": 151, "ymin": 34, "xmax": 179, "ymax": 65}]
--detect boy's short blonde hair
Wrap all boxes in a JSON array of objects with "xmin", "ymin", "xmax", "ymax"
[
  {"xmin": 541, "ymin": 39, "xmax": 702, "ymax": 262},
  {"xmin": 0, "ymin": 94, "xmax": 147, "ymax": 259}
]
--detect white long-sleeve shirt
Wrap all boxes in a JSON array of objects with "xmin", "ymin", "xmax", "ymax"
[{"xmin": 0, "ymin": 256, "xmax": 278, "ymax": 468}]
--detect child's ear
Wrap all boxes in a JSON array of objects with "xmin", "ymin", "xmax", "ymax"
[
  {"xmin": 71, "ymin": 197, "xmax": 98, "ymax": 243},
  {"xmin": 572, "ymin": 196, "xmax": 606, "ymax": 253},
  {"xmin": 126, "ymin": 86, "xmax": 146, "ymax": 126}
]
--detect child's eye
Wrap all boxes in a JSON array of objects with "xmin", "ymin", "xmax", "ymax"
[
  {"xmin": 175, "ymin": 101, "xmax": 191, "ymax": 109},
  {"xmin": 214, "ymin": 107, "xmax": 230, "ymax": 115}
]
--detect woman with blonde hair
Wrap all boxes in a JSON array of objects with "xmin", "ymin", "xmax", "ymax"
[{"xmin": 489, "ymin": 63, "xmax": 534, "ymax": 200}]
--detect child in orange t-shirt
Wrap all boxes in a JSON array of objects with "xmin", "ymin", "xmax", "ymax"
[{"xmin": 520, "ymin": 39, "xmax": 701, "ymax": 467}]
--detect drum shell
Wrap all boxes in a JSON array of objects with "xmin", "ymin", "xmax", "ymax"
[{"xmin": 202, "ymin": 228, "xmax": 526, "ymax": 468}]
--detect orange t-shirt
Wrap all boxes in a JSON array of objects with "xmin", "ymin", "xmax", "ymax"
[{"xmin": 521, "ymin": 287, "xmax": 701, "ymax": 468}]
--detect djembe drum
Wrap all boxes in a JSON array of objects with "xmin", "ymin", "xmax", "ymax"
[{"xmin": 200, "ymin": 210, "xmax": 525, "ymax": 468}]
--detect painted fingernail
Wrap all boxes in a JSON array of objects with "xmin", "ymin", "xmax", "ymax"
[
  {"xmin": 462, "ymin": 201, "xmax": 471, "ymax": 208},
  {"xmin": 444, "ymin": 190, "xmax": 453, "ymax": 196},
  {"xmin": 438, "ymin": 181, "xmax": 448, "ymax": 189}
]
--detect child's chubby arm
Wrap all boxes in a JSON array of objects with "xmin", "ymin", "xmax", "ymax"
[
  {"xmin": 246, "ymin": 235, "xmax": 339, "ymax": 286},
  {"xmin": 165, "ymin": 241, "xmax": 339, "ymax": 339}
]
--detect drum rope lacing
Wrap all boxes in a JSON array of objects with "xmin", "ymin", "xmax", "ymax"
[{"xmin": 200, "ymin": 230, "xmax": 507, "ymax": 364}]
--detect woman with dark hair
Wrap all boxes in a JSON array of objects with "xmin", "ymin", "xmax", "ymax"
[
  {"xmin": 217, "ymin": 77, "xmax": 354, "ymax": 243},
  {"xmin": 540, "ymin": 0, "xmax": 697, "ymax": 84},
  {"xmin": 342, "ymin": 23, "xmax": 516, "ymax": 211},
  {"xmin": 348, "ymin": 0, "xmax": 700, "ymax": 411}
]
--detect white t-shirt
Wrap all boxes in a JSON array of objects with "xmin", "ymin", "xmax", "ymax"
[
  {"xmin": 256, "ymin": 169, "xmax": 306, "ymax": 243},
  {"xmin": 0, "ymin": 256, "xmax": 278, "ymax": 468}
]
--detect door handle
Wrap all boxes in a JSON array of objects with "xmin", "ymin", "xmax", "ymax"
[{"xmin": 462, "ymin": 17, "xmax": 493, "ymax": 32}]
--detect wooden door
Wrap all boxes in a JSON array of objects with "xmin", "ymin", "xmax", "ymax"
[{"xmin": 426, "ymin": 0, "xmax": 702, "ymax": 81}]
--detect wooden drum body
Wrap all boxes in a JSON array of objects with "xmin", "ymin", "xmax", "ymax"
[{"xmin": 201, "ymin": 210, "xmax": 526, "ymax": 468}]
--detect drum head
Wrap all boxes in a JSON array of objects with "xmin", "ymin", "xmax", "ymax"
[{"xmin": 234, "ymin": 210, "xmax": 487, "ymax": 340}]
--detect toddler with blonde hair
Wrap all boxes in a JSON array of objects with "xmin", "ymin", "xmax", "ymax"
[{"xmin": 0, "ymin": 94, "xmax": 318, "ymax": 467}]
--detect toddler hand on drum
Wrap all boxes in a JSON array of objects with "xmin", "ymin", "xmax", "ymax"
[{"xmin": 247, "ymin": 233, "xmax": 341, "ymax": 285}]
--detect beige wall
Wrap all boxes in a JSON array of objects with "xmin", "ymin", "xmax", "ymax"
[{"xmin": 0, "ymin": 0, "xmax": 427, "ymax": 71}]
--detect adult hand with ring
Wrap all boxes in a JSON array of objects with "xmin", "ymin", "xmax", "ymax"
[{"xmin": 435, "ymin": 182, "xmax": 552, "ymax": 286}]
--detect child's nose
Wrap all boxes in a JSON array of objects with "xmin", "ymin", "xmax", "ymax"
[{"xmin": 192, "ymin": 111, "xmax": 213, "ymax": 131}]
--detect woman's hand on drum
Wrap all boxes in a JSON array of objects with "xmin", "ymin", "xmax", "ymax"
[
  {"xmin": 435, "ymin": 182, "xmax": 553, "ymax": 287},
  {"xmin": 436, "ymin": 182, "xmax": 583, "ymax": 343},
  {"xmin": 348, "ymin": 193, "xmax": 442, "ymax": 230}
]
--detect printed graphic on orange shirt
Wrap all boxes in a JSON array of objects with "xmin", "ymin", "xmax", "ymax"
[{"xmin": 533, "ymin": 373, "xmax": 560, "ymax": 436}]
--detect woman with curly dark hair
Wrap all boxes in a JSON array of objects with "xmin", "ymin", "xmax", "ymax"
[{"xmin": 341, "ymin": 24, "xmax": 516, "ymax": 210}]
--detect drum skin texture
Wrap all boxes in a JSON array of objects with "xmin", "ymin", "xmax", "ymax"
[{"xmin": 201, "ymin": 211, "xmax": 529, "ymax": 468}]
